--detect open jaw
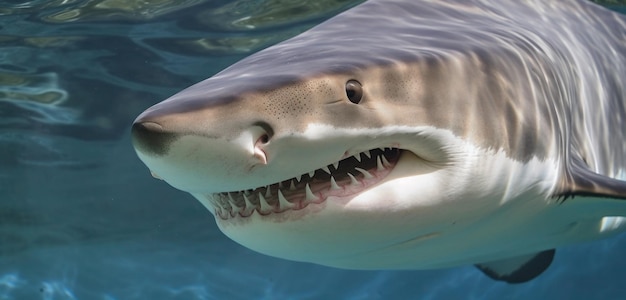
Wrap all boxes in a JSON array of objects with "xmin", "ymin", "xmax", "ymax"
[{"xmin": 205, "ymin": 148, "xmax": 402, "ymax": 220}]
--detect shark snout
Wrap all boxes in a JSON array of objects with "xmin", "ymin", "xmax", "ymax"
[
  {"xmin": 132, "ymin": 115, "xmax": 272, "ymax": 163},
  {"xmin": 131, "ymin": 121, "xmax": 180, "ymax": 156},
  {"xmin": 130, "ymin": 107, "xmax": 279, "ymax": 192}
]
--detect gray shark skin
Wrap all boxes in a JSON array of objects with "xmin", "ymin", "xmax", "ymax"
[{"xmin": 131, "ymin": 0, "xmax": 626, "ymax": 283}]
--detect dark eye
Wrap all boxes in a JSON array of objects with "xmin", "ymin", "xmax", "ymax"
[{"xmin": 345, "ymin": 80, "xmax": 363, "ymax": 104}]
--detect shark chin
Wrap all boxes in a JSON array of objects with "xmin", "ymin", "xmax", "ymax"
[{"xmin": 202, "ymin": 149, "xmax": 448, "ymax": 268}]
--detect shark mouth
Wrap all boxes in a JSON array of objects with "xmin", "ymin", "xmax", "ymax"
[{"xmin": 207, "ymin": 148, "xmax": 401, "ymax": 219}]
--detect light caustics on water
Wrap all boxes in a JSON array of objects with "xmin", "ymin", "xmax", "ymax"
[
  {"xmin": 1, "ymin": 0, "xmax": 626, "ymax": 299},
  {"xmin": 0, "ymin": 0, "xmax": 361, "ymax": 168}
]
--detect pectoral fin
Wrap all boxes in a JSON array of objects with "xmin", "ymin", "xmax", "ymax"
[
  {"xmin": 475, "ymin": 249, "xmax": 555, "ymax": 283},
  {"xmin": 555, "ymin": 156, "xmax": 626, "ymax": 200}
]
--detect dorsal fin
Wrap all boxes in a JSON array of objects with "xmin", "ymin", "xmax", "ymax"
[{"xmin": 555, "ymin": 156, "xmax": 626, "ymax": 200}]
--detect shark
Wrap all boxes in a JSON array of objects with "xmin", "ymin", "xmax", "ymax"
[{"xmin": 131, "ymin": 0, "xmax": 626, "ymax": 283}]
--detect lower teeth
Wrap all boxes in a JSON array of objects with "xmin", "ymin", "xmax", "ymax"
[{"xmin": 211, "ymin": 148, "xmax": 400, "ymax": 218}]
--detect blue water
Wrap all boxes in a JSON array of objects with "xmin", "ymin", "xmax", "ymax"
[{"xmin": 1, "ymin": 1, "xmax": 625, "ymax": 299}]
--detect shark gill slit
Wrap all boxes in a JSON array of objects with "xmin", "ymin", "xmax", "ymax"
[{"xmin": 207, "ymin": 148, "xmax": 402, "ymax": 219}]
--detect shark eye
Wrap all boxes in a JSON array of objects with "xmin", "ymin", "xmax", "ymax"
[{"xmin": 345, "ymin": 80, "xmax": 363, "ymax": 104}]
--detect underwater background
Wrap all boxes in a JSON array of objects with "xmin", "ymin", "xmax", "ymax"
[{"xmin": 1, "ymin": 0, "xmax": 625, "ymax": 299}]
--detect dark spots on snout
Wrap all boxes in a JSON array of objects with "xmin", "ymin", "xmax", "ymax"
[
  {"xmin": 131, "ymin": 122, "xmax": 180, "ymax": 156},
  {"xmin": 261, "ymin": 83, "xmax": 317, "ymax": 121}
]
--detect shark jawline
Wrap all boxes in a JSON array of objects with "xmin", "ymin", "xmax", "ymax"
[{"xmin": 208, "ymin": 148, "xmax": 402, "ymax": 219}]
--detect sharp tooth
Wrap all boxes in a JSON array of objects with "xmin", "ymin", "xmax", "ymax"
[
  {"xmin": 305, "ymin": 183, "xmax": 319, "ymax": 201},
  {"xmin": 355, "ymin": 167, "xmax": 374, "ymax": 179},
  {"xmin": 243, "ymin": 193, "xmax": 254, "ymax": 211},
  {"xmin": 381, "ymin": 154, "xmax": 391, "ymax": 167},
  {"xmin": 376, "ymin": 156, "xmax": 385, "ymax": 171},
  {"xmin": 330, "ymin": 176, "xmax": 341, "ymax": 190},
  {"xmin": 214, "ymin": 205, "xmax": 223, "ymax": 217},
  {"xmin": 379, "ymin": 147, "xmax": 385, "ymax": 152},
  {"xmin": 332, "ymin": 161, "xmax": 339, "ymax": 170},
  {"xmin": 265, "ymin": 186, "xmax": 272, "ymax": 198},
  {"xmin": 309, "ymin": 170, "xmax": 315, "ymax": 178},
  {"xmin": 296, "ymin": 174, "xmax": 302, "ymax": 183},
  {"xmin": 347, "ymin": 173, "xmax": 359, "ymax": 186},
  {"xmin": 228, "ymin": 194, "xmax": 241, "ymax": 214},
  {"xmin": 230, "ymin": 204, "xmax": 241, "ymax": 217},
  {"xmin": 258, "ymin": 193, "xmax": 272, "ymax": 213},
  {"xmin": 223, "ymin": 197, "xmax": 232, "ymax": 209},
  {"xmin": 214, "ymin": 194, "xmax": 223, "ymax": 204},
  {"xmin": 219, "ymin": 195, "xmax": 228, "ymax": 206},
  {"xmin": 219, "ymin": 208, "xmax": 228, "ymax": 219},
  {"xmin": 321, "ymin": 166, "xmax": 331, "ymax": 174},
  {"xmin": 353, "ymin": 154, "xmax": 361, "ymax": 162},
  {"xmin": 363, "ymin": 151, "xmax": 371, "ymax": 159},
  {"xmin": 278, "ymin": 181, "xmax": 283, "ymax": 189},
  {"xmin": 278, "ymin": 190, "xmax": 295, "ymax": 210},
  {"xmin": 290, "ymin": 180, "xmax": 296, "ymax": 190}
]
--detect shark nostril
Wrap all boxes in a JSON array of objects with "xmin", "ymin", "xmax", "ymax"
[
  {"xmin": 252, "ymin": 121, "xmax": 274, "ymax": 143},
  {"xmin": 259, "ymin": 134, "xmax": 270, "ymax": 144},
  {"xmin": 253, "ymin": 138, "xmax": 269, "ymax": 165},
  {"xmin": 251, "ymin": 123, "xmax": 272, "ymax": 165}
]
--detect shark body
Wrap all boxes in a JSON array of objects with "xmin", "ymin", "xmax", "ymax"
[{"xmin": 131, "ymin": 0, "xmax": 626, "ymax": 283}]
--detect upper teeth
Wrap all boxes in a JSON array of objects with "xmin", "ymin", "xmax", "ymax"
[
  {"xmin": 330, "ymin": 176, "xmax": 341, "ymax": 190},
  {"xmin": 321, "ymin": 166, "xmax": 331, "ymax": 174},
  {"xmin": 210, "ymin": 148, "xmax": 397, "ymax": 219}
]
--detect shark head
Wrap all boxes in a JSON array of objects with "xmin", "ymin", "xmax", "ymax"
[
  {"xmin": 132, "ymin": 57, "xmax": 468, "ymax": 267},
  {"xmin": 132, "ymin": 0, "xmax": 626, "ymax": 279}
]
